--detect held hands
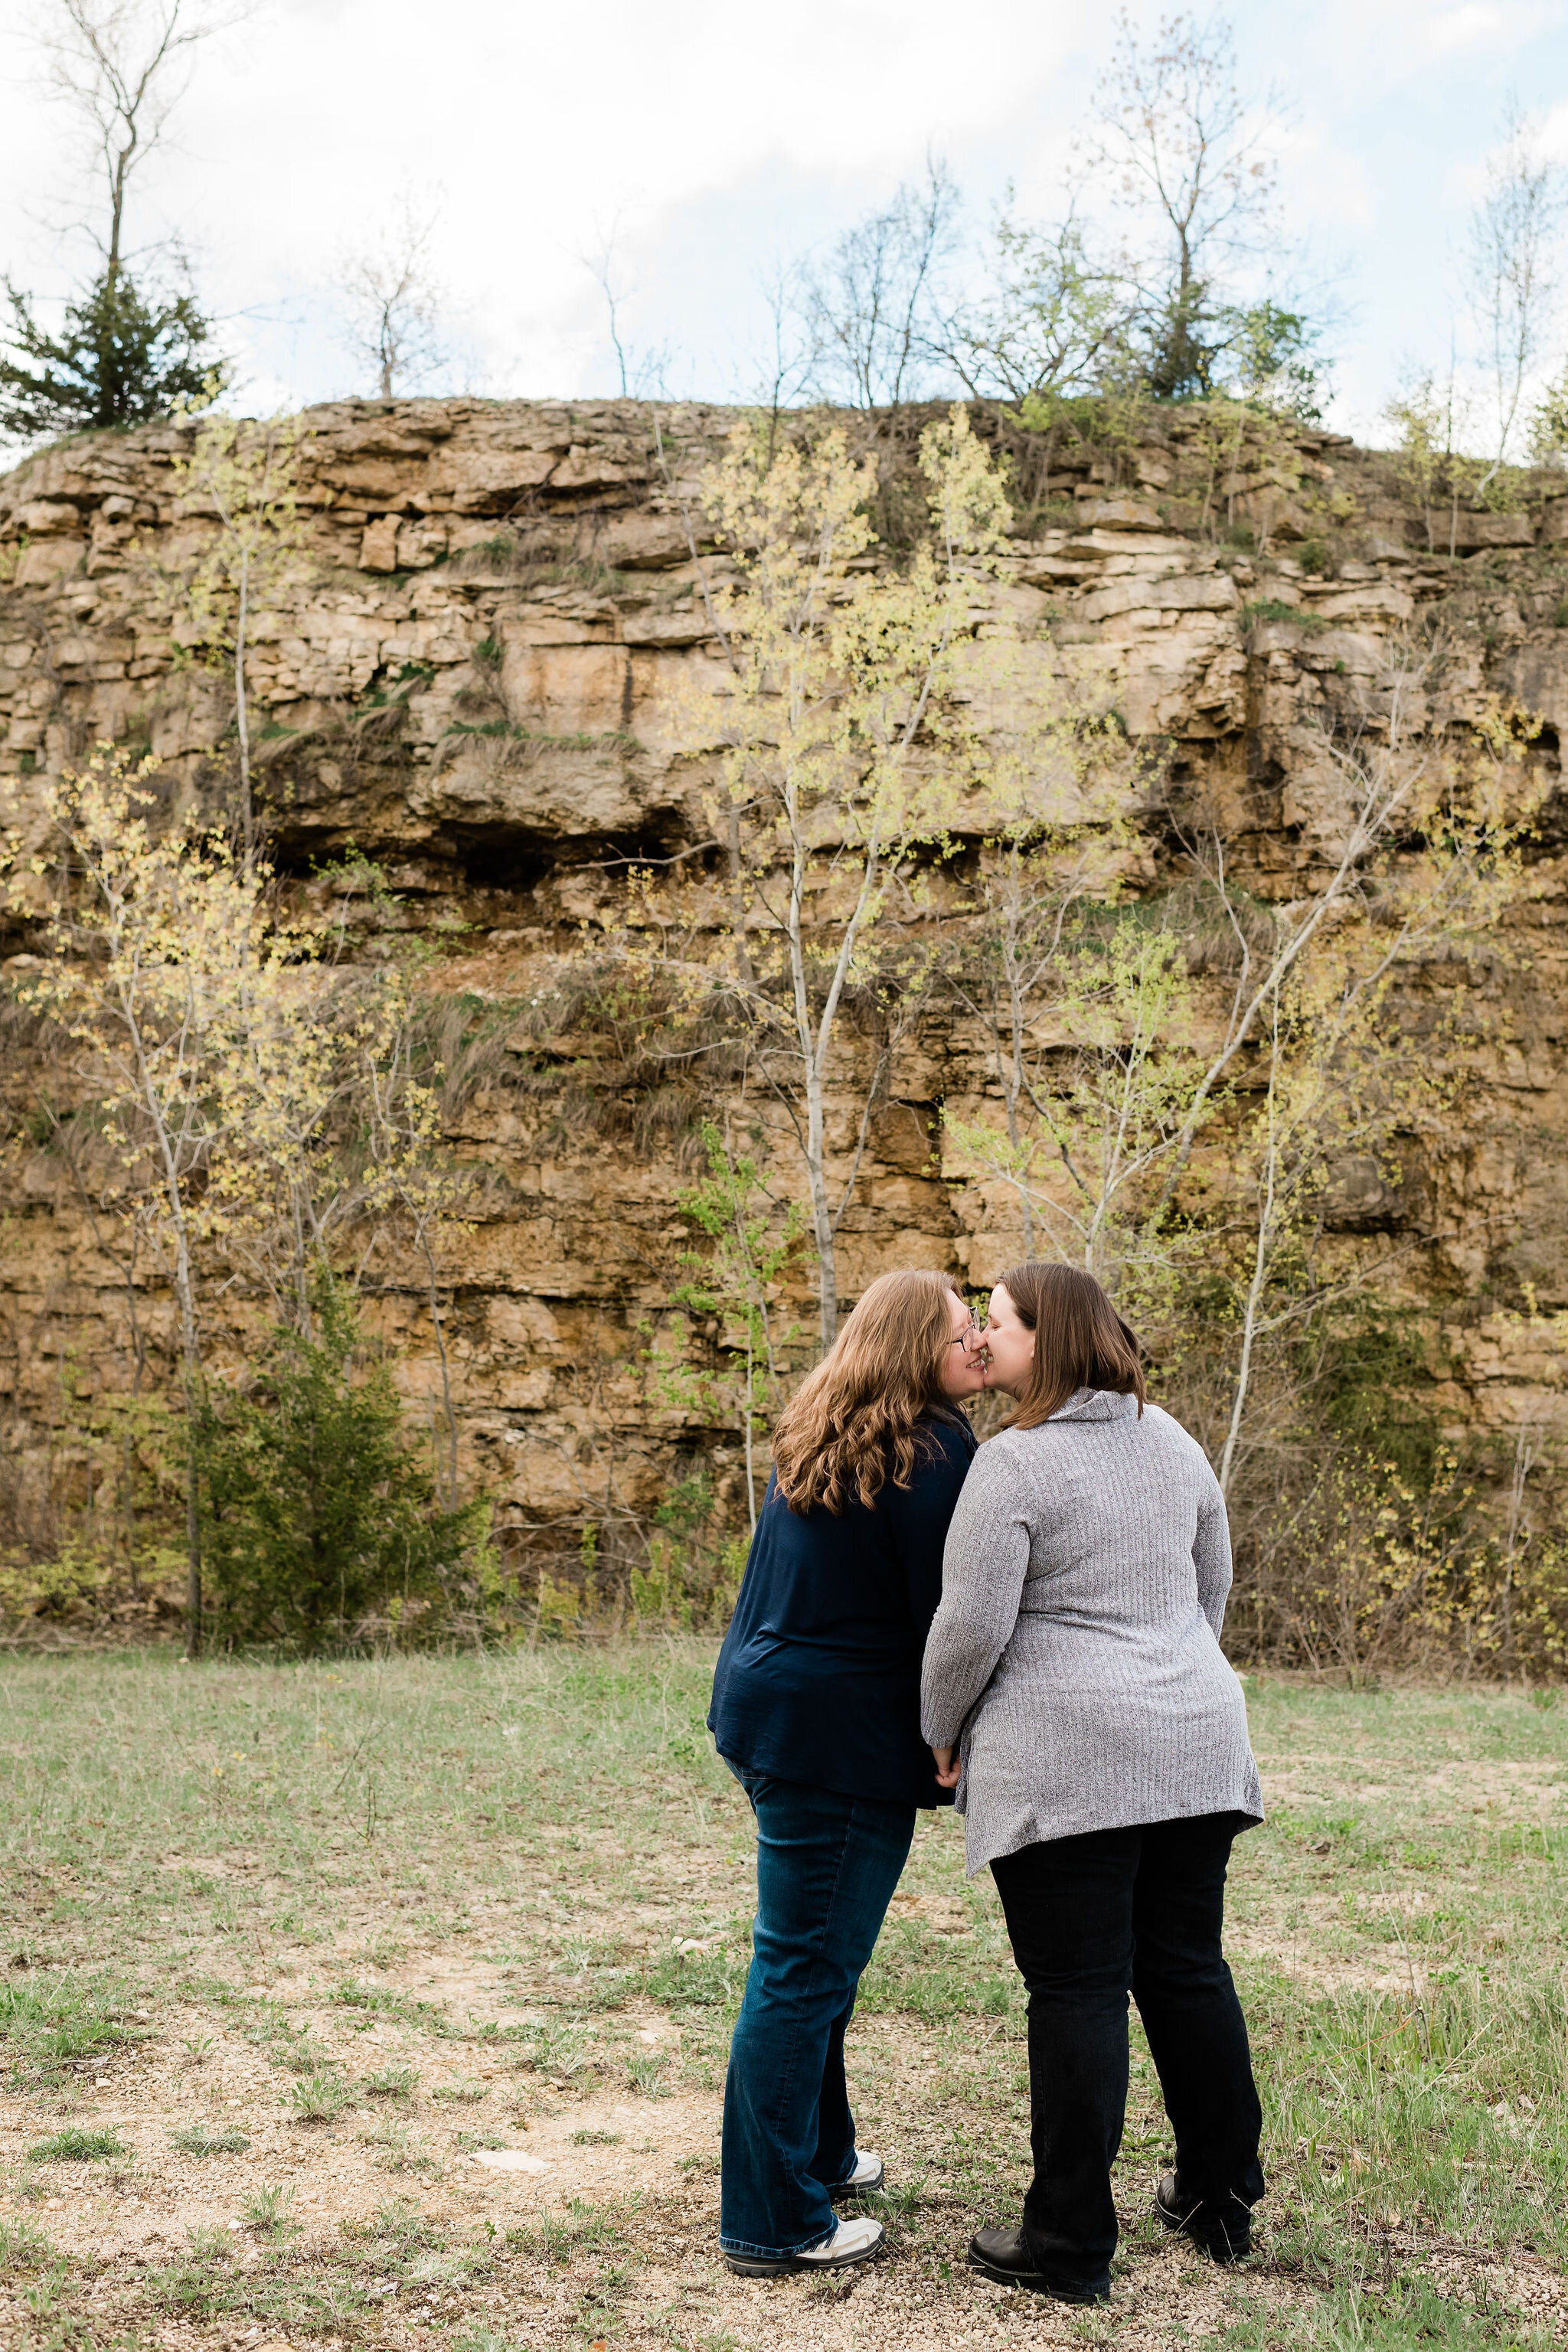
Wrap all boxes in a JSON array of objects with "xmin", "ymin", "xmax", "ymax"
[{"xmin": 931, "ymin": 1744, "xmax": 960, "ymax": 1791}]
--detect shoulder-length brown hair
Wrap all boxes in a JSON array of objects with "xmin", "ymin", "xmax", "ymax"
[
  {"xmin": 772, "ymin": 1269, "xmax": 962, "ymax": 1514},
  {"xmin": 997, "ymin": 1261, "xmax": 1145, "ymax": 1432}
]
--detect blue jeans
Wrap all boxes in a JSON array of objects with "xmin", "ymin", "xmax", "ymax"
[{"xmin": 720, "ymin": 1766, "xmax": 915, "ymax": 2259}]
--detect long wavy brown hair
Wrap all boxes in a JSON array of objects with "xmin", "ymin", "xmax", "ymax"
[
  {"xmin": 998, "ymin": 1261, "xmax": 1145, "ymax": 1432},
  {"xmin": 772, "ymin": 1270, "xmax": 963, "ymax": 1514}
]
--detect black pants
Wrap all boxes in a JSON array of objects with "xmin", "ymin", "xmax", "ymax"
[{"xmin": 990, "ymin": 1811, "xmax": 1264, "ymax": 2296}]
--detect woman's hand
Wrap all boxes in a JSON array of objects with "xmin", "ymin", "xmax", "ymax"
[{"xmin": 931, "ymin": 1743, "xmax": 960, "ymax": 1790}]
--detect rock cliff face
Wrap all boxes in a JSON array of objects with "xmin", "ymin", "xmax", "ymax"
[{"xmin": 2, "ymin": 397, "xmax": 1567, "ymax": 1560}]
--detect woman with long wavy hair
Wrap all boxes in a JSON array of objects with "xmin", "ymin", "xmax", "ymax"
[{"xmin": 707, "ymin": 1269, "xmax": 986, "ymax": 2278}]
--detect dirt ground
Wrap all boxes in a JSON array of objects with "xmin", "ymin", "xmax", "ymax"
[{"xmin": 2, "ymin": 1651, "xmax": 1566, "ymax": 2351}]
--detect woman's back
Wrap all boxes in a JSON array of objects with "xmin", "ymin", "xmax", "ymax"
[
  {"xmin": 710, "ymin": 1413, "xmax": 974, "ymax": 1808},
  {"xmin": 988, "ymin": 1396, "xmax": 1223, "ymax": 1654},
  {"xmin": 921, "ymin": 1388, "xmax": 1262, "ymax": 1870}
]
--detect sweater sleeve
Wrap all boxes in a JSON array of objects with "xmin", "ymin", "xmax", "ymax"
[
  {"xmin": 1194, "ymin": 1468, "xmax": 1233, "ymax": 1638},
  {"xmin": 920, "ymin": 1444, "xmax": 1031, "ymax": 1749}
]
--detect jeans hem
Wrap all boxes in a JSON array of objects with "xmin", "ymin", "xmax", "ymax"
[{"xmin": 718, "ymin": 2230, "xmax": 831, "ymax": 2259}]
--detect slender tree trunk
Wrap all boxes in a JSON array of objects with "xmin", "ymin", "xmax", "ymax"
[
  {"xmin": 107, "ymin": 132, "xmax": 133, "ymax": 294},
  {"xmin": 416, "ymin": 1223, "xmax": 459, "ymax": 1509},
  {"xmin": 235, "ymin": 542, "xmax": 253, "ymax": 874},
  {"xmin": 803, "ymin": 1070, "xmax": 836, "ymax": 1353},
  {"xmin": 172, "ymin": 1231, "xmax": 204, "ymax": 1657},
  {"xmin": 1221, "ymin": 998, "xmax": 1284, "ymax": 1499},
  {"xmin": 1502, "ymin": 1425, "xmax": 1536, "ymax": 1682},
  {"xmin": 727, "ymin": 802, "xmax": 753, "ymax": 990},
  {"xmin": 120, "ymin": 966, "xmax": 207, "ymax": 1655},
  {"xmin": 742, "ymin": 1336, "xmax": 757, "ymax": 1534},
  {"xmin": 1001, "ymin": 867, "xmax": 1035, "ymax": 1257},
  {"xmin": 783, "ymin": 799, "xmax": 838, "ymax": 1351}
]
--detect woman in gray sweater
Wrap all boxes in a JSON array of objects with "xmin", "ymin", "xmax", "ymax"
[{"xmin": 920, "ymin": 1262, "xmax": 1264, "ymax": 2305}]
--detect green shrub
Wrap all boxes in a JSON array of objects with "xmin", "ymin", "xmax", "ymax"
[
  {"xmin": 28, "ymin": 2128, "xmax": 127, "ymax": 2161},
  {"xmin": 289, "ymin": 2071, "xmax": 351, "ymax": 2122},
  {"xmin": 199, "ymin": 1273, "xmax": 489, "ymax": 1652},
  {"xmin": 1240, "ymin": 596, "xmax": 1327, "ymax": 633},
  {"xmin": 363, "ymin": 2063, "xmax": 416, "ymax": 2099}
]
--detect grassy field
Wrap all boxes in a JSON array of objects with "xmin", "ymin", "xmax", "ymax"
[{"xmin": 0, "ymin": 1649, "xmax": 1565, "ymax": 2352}]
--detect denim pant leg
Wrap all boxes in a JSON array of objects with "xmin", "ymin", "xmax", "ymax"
[
  {"xmin": 720, "ymin": 1772, "xmax": 914, "ymax": 2259},
  {"xmin": 1130, "ymin": 1814, "xmax": 1266, "ymax": 2225},
  {"xmin": 991, "ymin": 1828, "xmax": 1142, "ymax": 2297}
]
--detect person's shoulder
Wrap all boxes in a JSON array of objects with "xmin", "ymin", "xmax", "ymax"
[
  {"xmin": 973, "ymin": 1420, "xmax": 1034, "ymax": 1458},
  {"xmin": 970, "ymin": 1425, "xmax": 1037, "ymax": 1479},
  {"xmin": 917, "ymin": 1410, "xmax": 975, "ymax": 1464},
  {"xmin": 904, "ymin": 1413, "xmax": 975, "ymax": 1495},
  {"xmin": 1141, "ymin": 1401, "xmax": 1220, "ymax": 1474}
]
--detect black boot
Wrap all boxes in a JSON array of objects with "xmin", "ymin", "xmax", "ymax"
[
  {"xmin": 968, "ymin": 2227, "xmax": 1109, "ymax": 2303},
  {"xmin": 1155, "ymin": 2172, "xmax": 1253, "ymax": 2262}
]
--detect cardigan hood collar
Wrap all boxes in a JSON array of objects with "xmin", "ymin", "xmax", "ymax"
[{"xmin": 1048, "ymin": 1386, "xmax": 1142, "ymax": 1424}]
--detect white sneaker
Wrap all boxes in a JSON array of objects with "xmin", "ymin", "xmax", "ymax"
[
  {"xmin": 725, "ymin": 2216, "xmax": 886, "ymax": 2276},
  {"xmin": 834, "ymin": 2149, "xmax": 885, "ymax": 2197},
  {"xmin": 798, "ymin": 2216, "xmax": 885, "ymax": 2267}
]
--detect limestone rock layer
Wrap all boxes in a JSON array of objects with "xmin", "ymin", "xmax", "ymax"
[{"xmin": 2, "ymin": 398, "xmax": 1566, "ymax": 1555}]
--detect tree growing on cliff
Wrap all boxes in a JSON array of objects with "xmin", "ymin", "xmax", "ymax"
[
  {"xmin": 1, "ymin": 1, "xmax": 239, "ymax": 443},
  {"xmin": 1465, "ymin": 98, "xmax": 1563, "ymax": 490},
  {"xmin": 1210, "ymin": 688, "xmax": 1534, "ymax": 1499},
  {"xmin": 1383, "ymin": 371, "xmax": 1488, "ymax": 554},
  {"xmin": 336, "ymin": 191, "xmax": 452, "ymax": 400},
  {"xmin": 1083, "ymin": 11, "xmax": 1302, "ymax": 403},
  {"xmin": 8, "ymin": 747, "xmax": 477, "ymax": 1648},
  {"xmin": 942, "ymin": 652, "xmax": 1529, "ymax": 1401},
  {"xmin": 0, "ymin": 268, "xmax": 219, "ymax": 440},
  {"xmin": 801, "ymin": 156, "xmax": 959, "ymax": 413},
  {"xmin": 168, "ymin": 406, "xmax": 308, "ymax": 874},
  {"xmin": 12, "ymin": 746, "xmax": 264, "ymax": 1648},
  {"xmin": 648, "ymin": 1123, "xmax": 805, "ymax": 1531},
  {"xmin": 945, "ymin": 904, "xmax": 1211, "ymax": 1323},
  {"xmin": 668, "ymin": 405, "xmax": 1008, "ymax": 1350},
  {"xmin": 933, "ymin": 200, "xmax": 1132, "ymax": 407}
]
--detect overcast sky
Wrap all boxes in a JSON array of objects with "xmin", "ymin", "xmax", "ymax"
[{"xmin": 2, "ymin": 0, "xmax": 1567, "ymax": 447}]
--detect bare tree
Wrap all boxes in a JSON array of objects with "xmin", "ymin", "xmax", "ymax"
[
  {"xmin": 1083, "ymin": 9, "xmax": 1285, "ymax": 397},
  {"xmin": 338, "ymin": 191, "xmax": 452, "ymax": 399},
  {"xmin": 803, "ymin": 153, "xmax": 959, "ymax": 411},
  {"xmin": 1467, "ymin": 97, "xmax": 1563, "ymax": 489},
  {"xmin": 735, "ymin": 255, "xmax": 818, "ymax": 454},
  {"xmin": 581, "ymin": 212, "xmax": 671, "ymax": 397},
  {"xmin": 31, "ymin": 0, "xmax": 245, "ymax": 294}
]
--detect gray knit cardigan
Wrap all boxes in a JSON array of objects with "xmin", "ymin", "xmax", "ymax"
[{"xmin": 920, "ymin": 1388, "xmax": 1263, "ymax": 1873}]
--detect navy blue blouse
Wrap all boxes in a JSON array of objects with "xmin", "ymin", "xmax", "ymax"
[{"xmin": 707, "ymin": 1412, "xmax": 976, "ymax": 1809}]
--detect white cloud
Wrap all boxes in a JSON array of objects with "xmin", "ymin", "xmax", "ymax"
[{"xmin": 1426, "ymin": 4, "xmax": 1507, "ymax": 51}]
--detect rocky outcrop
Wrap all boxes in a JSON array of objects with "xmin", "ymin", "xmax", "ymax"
[{"xmin": 3, "ymin": 397, "xmax": 1567, "ymax": 1563}]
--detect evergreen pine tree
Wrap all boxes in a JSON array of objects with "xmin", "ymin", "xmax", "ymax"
[
  {"xmin": 200, "ymin": 1273, "xmax": 488, "ymax": 1652},
  {"xmin": 0, "ymin": 265, "xmax": 223, "ymax": 442}
]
